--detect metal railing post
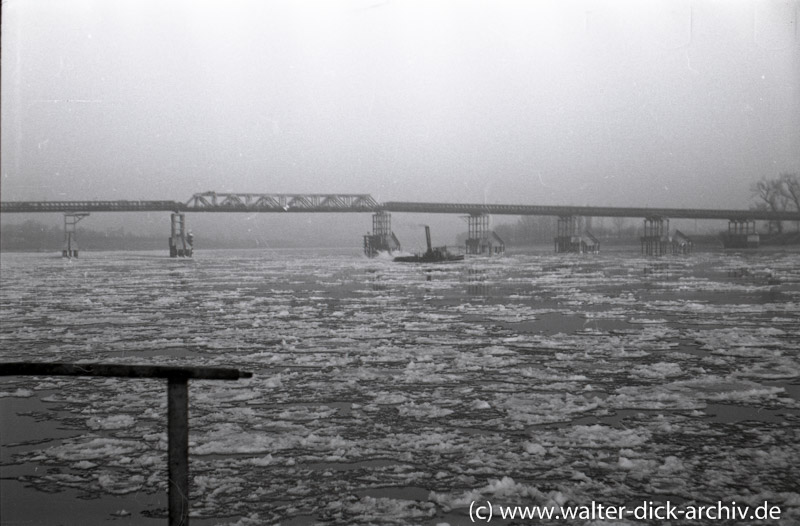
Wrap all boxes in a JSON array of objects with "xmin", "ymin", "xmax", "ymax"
[
  {"xmin": 0, "ymin": 362, "xmax": 252, "ymax": 525},
  {"xmin": 168, "ymin": 376, "xmax": 190, "ymax": 526}
]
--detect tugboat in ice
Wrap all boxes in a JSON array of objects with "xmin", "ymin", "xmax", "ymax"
[{"xmin": 394, "ymin": 226, "xmax": 464, "ymax": 263}]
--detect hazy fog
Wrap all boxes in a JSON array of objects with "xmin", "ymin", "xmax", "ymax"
[{"xmin": 2, "ymin": 0, "xmax": 799, "ymax": 241}]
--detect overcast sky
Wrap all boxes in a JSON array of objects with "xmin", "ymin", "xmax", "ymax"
[{"xmin": 2, "ymin": 0, "xmax": 799, "ymax": 211}]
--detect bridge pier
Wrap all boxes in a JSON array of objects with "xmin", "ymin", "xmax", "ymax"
[
  {"xmin": 465, "ymin": 214, "xmax": 505, "ymax": 255},
  {"xmin": 554, "ymin": 215, "xmax": 577, "ymax": 253},
  {"xmin": 721, "ymin": 219, "xmax": 759, "ymax": 249},
  {"xmin": 62, "ymin": 213, "xmax": 89, "ymax": 258},
  {"xmin": 363, "ymin": 211, "xmax": 401, "ymax": 257},
  {"xmin": 554, "ymin": 216, "xmax": 599, "ymax": 253},
  {"xmin": 641, "ymin": 216, "xmax": 670, "ymax": 256},
  {"xmin": 169, "ymin": 213, "xmax": 193, "ymax": 258}
]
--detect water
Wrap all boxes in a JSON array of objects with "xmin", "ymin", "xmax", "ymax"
[{"xmin": 1, "ymin": 247, "xmax": 799, "ymax": 525}]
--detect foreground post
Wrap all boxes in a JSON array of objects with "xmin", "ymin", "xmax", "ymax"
[
  {"xmin": 0, "ymin": 362, "xmax": 251, "ymax": 525},
  {"xmin": 168, "ymin": 376, "xmax": 189, "ymax": 526}
]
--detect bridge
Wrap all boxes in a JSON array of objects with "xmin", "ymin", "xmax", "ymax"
[
  {"xmin": 2, "ymin": 192, "xmax": 798, "ymax": 257},
  {"xmin": 2, "ymin": 192, "xmax": 798, "ymax": 220}
]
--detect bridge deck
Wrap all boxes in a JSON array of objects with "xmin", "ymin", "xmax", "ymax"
[
  {"xmin": 381, "ymin": 202, "xmax": 800, "ymax": 221},
  {"xmin": 1, "ymin": 196, "xmax": 798, "ymax": 221},
  {"xmin": 0, "ymin": 200, "xmax": 186, "ymax": 213}
]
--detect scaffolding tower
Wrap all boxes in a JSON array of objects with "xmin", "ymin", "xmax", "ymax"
[
  {"xmin": 62, "ymin": 213, "xmax": 89, "ymax": 258},
  {"xmin": 465, "ymin": 214, "xmax": 504, "ymax": 255}
]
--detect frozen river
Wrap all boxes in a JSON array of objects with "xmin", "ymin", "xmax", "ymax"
[{"xmin": 1, "ymin": 247, "xmax": 799, "ymax": 525}]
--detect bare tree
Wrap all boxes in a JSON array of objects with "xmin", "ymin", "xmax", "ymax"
[
  {"xmin": 778, "ymin": 173, "xmax": 800, "ymax": 231},
  {"xmin": 779, "ymin": 172, "xmax": 800, "ymax": 211},
  {"xmin": 753, "ymin": 181, "xmax": 780, "ymax": 233},
  {"xmin": 751, "ymin": 174, "xmax": 800, "ymax": 233}
]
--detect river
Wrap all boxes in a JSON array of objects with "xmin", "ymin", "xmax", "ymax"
[{"xmin": 1, "ymin": 247, "xmax": 799, "ymax": 525}]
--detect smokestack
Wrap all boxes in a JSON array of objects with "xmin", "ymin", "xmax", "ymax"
[{"xmin": 425, "ymin": 225, "xmax": 432, "ymax": 254}]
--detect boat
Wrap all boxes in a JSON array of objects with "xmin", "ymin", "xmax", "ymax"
[{"xmin": 394, "ymin": 226, "xmax": 465, "ymax": 263}]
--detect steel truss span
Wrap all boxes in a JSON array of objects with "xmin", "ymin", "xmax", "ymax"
[
  {"xmin": 1, "ymin": 194, "xmax": 799, "ymax": 221},
  {"xmin": 184, "ymin": 192, "xmax": 380, "ymax": 212}
]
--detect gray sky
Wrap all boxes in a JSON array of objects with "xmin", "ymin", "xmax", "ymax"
[{"xmin": 2, "ymin": 0, "xmax": 799, "ymax": 212}]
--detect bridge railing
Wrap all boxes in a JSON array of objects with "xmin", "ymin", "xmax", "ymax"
[{"xmin": 0, "ymin": 362, "xmax": 252, "ymax": 526}]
